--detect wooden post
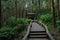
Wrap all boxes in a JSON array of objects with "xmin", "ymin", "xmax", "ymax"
[{"xmin": 51, "ymin": 0, "xmax": 56, "ymax": 32}]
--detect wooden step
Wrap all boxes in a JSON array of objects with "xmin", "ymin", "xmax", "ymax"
[
  {"xmin": 28, "ymin": 35, "xmax": 47, "ymax": 38},
  {"xmin": 28, "ymin": 38, "xmax": 49, "ymax": 40},
  {"xmin": 29, "ymin": 32, "xmax": 47, "ymax": 35},
  {"xmin": 30, "ymin": 31, "xmax": 46, "ymax": 33}
]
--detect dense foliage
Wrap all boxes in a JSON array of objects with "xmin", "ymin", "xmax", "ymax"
[
  {"xmin": 39, "ymin": 12, "xmax": 60, "ymax": 31},
  {"xmin": 1, "ymin": 0, "xmax": 60, "ymax": 40},
  {"xmin": 0, "ymin": 16, "xmax": 31, "ymax": 40},
  {"xmin": 39, "ymin": 13, "xmax": 52, "ymax": 23}
]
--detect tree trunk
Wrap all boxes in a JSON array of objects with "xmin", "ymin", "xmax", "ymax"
[
  {"xmin": 57, "ymin": 0, "xmax": 60, "ymax": 19},
  {"xmin": 15, "ymin": 0, "xmax": 17, "ymax": 18},
  {"xmin": 59, "ymin": 0, "xmax": 60, "ymax": 19},
  {"xmin": 51, "ymin": 0, "xmax": 56, "ymax": 32},
  {"xmin": 38, "ymin": 0, "xmax": 40, "ymax": 13},
  {"xmin": 0, "ymin": 1, "xmax": 2, "ymax": 27}
]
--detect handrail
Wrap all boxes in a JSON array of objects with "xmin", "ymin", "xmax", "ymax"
[
  {"xmin": 38, "ymin": 21, "xmax": 55, "ymax": 40},
  {"xmin": 22, "ymin": 21, "xmax": 32, "ymax": 40}
]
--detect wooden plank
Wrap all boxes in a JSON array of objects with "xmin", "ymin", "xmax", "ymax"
[
  {"xmin": 31, "ymin": 22, "xmax": 45, "ymax": 31},
  {"xmin": 28, "ymin": 38, "xmax": 48, "ymax": 40}
]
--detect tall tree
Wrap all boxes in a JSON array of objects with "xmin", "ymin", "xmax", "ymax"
[
  {"xmin": 0, "ymin": 0, "xmax": 2, "ymax": 27},
  {"xmin": 59, "ymin": 0, "xmax": 60, "ymax": 19},
  {"xmin": 38, "ymin": 0, "xmax": 40, "ymax": 13},
  {"xmin": 51, "ymin": 0, "xmax": 56, "ymax": 31},
  {"xmin": 15, "ymin": 0, "xmax": 17, "ymax": 18},
  {"xmin": 57, "ymin": 0, "xmax": 60, "ymax": 19}
]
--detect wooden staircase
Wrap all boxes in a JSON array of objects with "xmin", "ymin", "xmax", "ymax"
[
  {"xmin": 22, "ymin": 21, "xmax": 54, "ymax": 40},
  {"xmin": 27, "ymin": 22, "xmax": 49, "ymax": 40},
  {"xmin": 28, "ymin": 31, "xmax": 49, "ymax": 40}
]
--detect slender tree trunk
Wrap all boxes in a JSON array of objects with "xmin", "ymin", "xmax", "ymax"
[
  {"xmin": 0, "ymin": 1, "xmax": 2, "ymax": 27},
  {"xmin": 32, "ymin": 0, "xmax": 33, "ymax": 13},
  {"xmin": 38, "ymin": 0, "xmax": 40, "ymax": 20},
  {"xmin": 59, "ymin": 1, "xmax": 60, "ymax": 19},
  {"xmin": 38, "ymin": 0, "xmax": 40, "ymax": 13},
  {"xmin": 51, "ymin": 0, "xmax": 56, "ymax": 32},
  {"xmin": 57, "ymin": 0, "xmax": 60, "ymax": 19},
  {"xmin": 15, "ymin": 0, "xmax": 17, "ymax": 18}
]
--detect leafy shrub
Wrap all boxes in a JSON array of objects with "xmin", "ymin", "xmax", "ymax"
[
  {"xmin": 40, "ymin": 13, "xmax": 52, "ymax": 23},
  {"xmin": 17, "ymin": 18, "xmax": 30, "ymax": 24},
  {"xmin": 0, "ymin": 27, "xmax": 14, "ymax": 40},
  {"xmin": 39, "ymin": 12, "xmax": 60, "ymax": 31},
  {"xmin": 0, "ymin": 16, "xmax": 31, "ymax": 40},
  {"xmin": 4, "ymin": 16, "xmax": 30, "ymax": 27},
  {"xmin": 56, "ymin": 26, "xmax": 60, "ymax": 32},
  {"xmin": 46, "ymin": 23, "xmax": 53, "ymax": 31},
  {"xmin": 0, "ymin": 27, "xmax": 12, "ymax": 38},
  {"xmin": 4, "ymin": 16, "xmax": 17, "ymax": 27},
  {"xmin": 56, "ymin": 20, "xmax": 60, "ymax": 26},
  {"xmin": 17, "ymin": 18, "xmax": 31, "ymax": 31},
  {"xmin": 56, "ymin": 20, "xmax": 60, "ymax": 31},
  {"xmin": 0, "ymin": 26, "xmax": 20, "ymax": 40},
  {"xmin": 4, "ymin": 16, "xmax": 30, "ymax": 31}
]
